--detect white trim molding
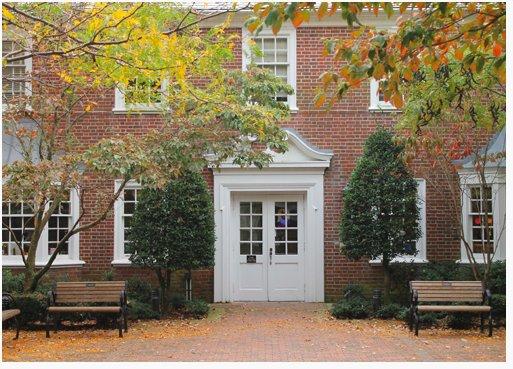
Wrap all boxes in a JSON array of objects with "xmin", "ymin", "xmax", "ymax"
[
  {"xmin": 212, "ymin": 128, "xmax": 332, "ymax": 302},
  {"xmin": 242, "ymin": 27, "xmax": 298, "ymax": 112}
]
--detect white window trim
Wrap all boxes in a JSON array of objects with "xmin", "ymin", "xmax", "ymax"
[
  {"xmin": 112, "ymin": 180, "xmax": 141, "ymax": 265},
  {"xmin": 457, "ymin": 170, "xmax": 506, "ymax": 263},
  {"xmin": 370, "ymin": 178, "xmax": 428, "ymax": 265},
  {"xmin": 2, "ymin": 38, "xmax": 32, "ymax": 110},
  {"xmin": 2, "ymin": 189, "xmax": 83, "ymax": 268},
  {"xmin": 241, "ymin": 27, "xmax": 298, "ymax": 112},
  {"xmin": 113, "ymin": 79, "xmax": 169, "ymax": 114},
  {"xmin": 369, "ymin": 78, "xmax": 397, "ymax": 112}
]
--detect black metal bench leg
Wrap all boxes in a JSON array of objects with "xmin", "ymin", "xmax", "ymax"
[
  {"xmin": 45, "ymin": 312, "xmax": 51, "ymax": 338},
  {"xmin": 124, "ymin": 310, "xmax": 128, "ymax": 333},
  {"xmin": 480, "ymin": 313, "xmax": 484, "ymax": 333},
  {"xmin": 414, "ymin": 312, "xmax": 420, "ymax": 336},
  {"xmin": 409, "ymin": 307, "xmax": 413, "ymax": 332},
  {"xmin": 118, "ymin": 313, "xmax": 123, "ymax": 338},
  {"xmin": 488, "ymin": 311, "xmax": 493, "ymax": 337},
  {"xmin": 14, "ymin": 316, "xmax": 20, "ymax": 339}
]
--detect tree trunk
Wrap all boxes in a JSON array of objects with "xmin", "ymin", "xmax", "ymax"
[{"xmin": 383, "ymin": 259, "xmax": 391, "ymax": 304}]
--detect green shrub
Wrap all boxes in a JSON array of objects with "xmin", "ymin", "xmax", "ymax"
[
  {"xmin": 13, "ymin": 293, "xmax": 47, "ymax": 325},
  {"xmin": 331, "ymin": 297, "xmax": 371, "ymax": 319},
  {"xmin": 103, "ymin": 268, "xmax": 115, "ymax": 281},
  {"xmin": 127, "ymin": 277, "xmax": 153, "ymax": 303},
  {"xmin": 169, "ymin": 293, "xmax": 186, "ymax": 310},
  {"xmin": 374, "ymin": 303, "xmax": 404, "ymax": 319},
  {"xmin": 419, "ymin": 312, "xmax": 440, "ymax": 326},
  {"xmin": 488, "ymin": 261, "xmax": 505, "ymax": 294},
  {"xmin": 447, "ymin": 313, "xmax": 474, "ymax": 329},
  {"xmin": 396, "ymin": 307, "xmax": 411, "ymax": 322},
  {"xmin": 342, "ymin": 283, "xmax": 366, "ymax": 300},
  {"xmin": 185, "ymin": 299, "xmax": 209, "ymax": 318},
  {"xmin": 2, "ymin": 269, "xmax": 24, "ymax": 294},
  {"xmin": 491, "ymin": 294, "xmax": 506, "ymax": 319},
  {"xmin": 128, "ymin": 300, "xmax": 160, "ymax": 320}
]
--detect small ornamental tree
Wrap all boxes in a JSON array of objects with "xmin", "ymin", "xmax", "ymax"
[
  {"xmin": 340, "ymin": 128, "xmax": 420, "ymax": 303},
  {"xmin": 127, "ymin": 171, "xmax": 215, "ymax": 310}
]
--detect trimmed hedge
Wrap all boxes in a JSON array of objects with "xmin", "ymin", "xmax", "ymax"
[
  {"xmin": 185, "ymin": 299, "xmax": 209, "ymax": 318},
  {"xmin": 331, "ymin": 296, "xmax": 371, "ymax": 319},
  {"xmin": 374, "ymin": 303, "xmax": 404, "ymax": 319}
]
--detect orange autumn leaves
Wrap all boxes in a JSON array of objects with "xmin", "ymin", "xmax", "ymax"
[{"xmin": 246, "ymin": 2, "xmax": 506, "ymax": 109}]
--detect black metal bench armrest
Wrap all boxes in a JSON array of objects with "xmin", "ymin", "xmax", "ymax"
[
  {"xmin": 2, "ymin": 293, "xmax": 16, "ymax": 310},
  {"xmin": 47, "ymin": 291, "xmax": 55, "ymax": 307},
  {"xmin": 484, "ymin": 289, "xmax": 492, "ymax": 305}
]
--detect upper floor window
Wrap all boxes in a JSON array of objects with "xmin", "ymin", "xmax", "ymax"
[
  {"xmin": 2, "ymin": 40, "xmax": 31, "ymax": 104},
  {"xmin": 369, "ymin": 79, "xmax": 396, "ymax": 111},
  {"xmin": 2, "ymin": 190, "xmax": 81, "ymax": 266},
  {"xmin": 113, "ymin": 78, "xmax": 167, "ymax": 113},
  {"xmin": 242, "ymin": 28, "xmax": 297, "ymax": 111}
]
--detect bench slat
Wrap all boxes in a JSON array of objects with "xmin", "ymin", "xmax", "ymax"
[{"xmin": 417, "ymin": 305, "xmax": 491, "ymax": 312}]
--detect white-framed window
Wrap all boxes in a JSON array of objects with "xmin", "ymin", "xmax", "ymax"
[
  {"xmin": 113, "ymin": 180, "xmax": 141, "ymax": 264},
  {"xmin": 2, "ymin": 190, "xmax": 82, "ymax": 267},
  {"xmin": 459, "ymin": 172, "xmax": 506, "ymax": 262},
  {"xmin": 369, "ymin": 79, "xmax": 396, "ymax": 111},
  {"xmin": 370, "ymin": 178, "xmax": 427, "ymax": 264},
  {"xmin": 2, "ymin": 39, "xmax": 31, "ymax": 104},
  {"xmin": 242, "ymin": 28, "xmax": 297, "ymax": 111},
  {"xmin": 113, "ymin": 78, "xmax": 168, "ymax": 113}
]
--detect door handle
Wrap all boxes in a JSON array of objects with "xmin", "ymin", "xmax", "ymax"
[{"xmin": 269, "ymin": 247, "xmax": 273, "ymax": 265}]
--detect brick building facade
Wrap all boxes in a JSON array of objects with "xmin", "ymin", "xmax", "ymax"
[{"xmin": 2, "ymin": 13, "xmax": 506, "ymax": 302}]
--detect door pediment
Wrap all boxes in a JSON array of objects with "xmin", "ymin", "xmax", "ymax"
[{"xmin": 212, "ymin": 128, "xmax": 333, "ymax": 170}]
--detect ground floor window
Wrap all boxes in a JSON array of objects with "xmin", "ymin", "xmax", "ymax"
[
  {"xmin": 2, "ymin": 190, "xmax": 80, "ymax": 265},
  {"xmin": 113, "ymin": 181, "xmax": 141, "ymax": 263},
  {"xmin": 459, "ymin": 172, "xmax": 506, "ymax": 262}
]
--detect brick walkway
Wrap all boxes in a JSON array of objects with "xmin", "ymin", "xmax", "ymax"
[{"xmin": 3, "ymin": 302, "xmax": 506, "ymax": 361}]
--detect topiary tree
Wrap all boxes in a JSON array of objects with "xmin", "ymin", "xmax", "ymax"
[
  {"xmin": 340, "ymin": 128, "xmax": 420, "ymax": 303},
  {"xmin": 128, "ymin": 171, "xmax": 215, "ymax": 310}
]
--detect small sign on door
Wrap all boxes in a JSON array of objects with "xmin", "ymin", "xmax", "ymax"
[{"xmin": 247, "ymin": 255, "xmax": 256, "ymax": 263}]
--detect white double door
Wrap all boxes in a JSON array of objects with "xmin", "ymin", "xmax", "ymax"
[{"xmin": 234, "ymin": 194, "xmax": 305, "ymax": 301}]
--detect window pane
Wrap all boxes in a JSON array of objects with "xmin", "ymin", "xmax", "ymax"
[
  {"xmin": 275, "ymin": 229, "xmax": 285, "ymax": 241},
  {"xmin": 240, "ymin": 229, "xmax": 250, "ymax": 241},
  {"xmin": 252, "ymin": 229, "xmax": 262, "ymax": 242},
  {"xmin": 287, "ymin": 202, "xmax": 297, "ymax": 214},
  {"xmin": 240, "ymin": 215, "xmax": 251, "ymax": 227},
  {"xmin": 252, "ymin": 243, "xmax": 263, "ymax": 255},
  {"xmin": 124, "ymin": 189, "xmax": 135, "ymax": 201},
  {"xmin": 240, "ymin": 243, "xmax": 250, "ymax": 255},
  {"xmin": 275, "ymin": 243, "xmax": 286, "ymax": 255},
  {"xmin": 240, "ymin": 202, "xmax": 250, "ymax": 214},
  {"xmin": 276, "ymin": 38, "xmax": 287, "ymax": 50},
  {"xmin": 251, "ymin": 215, "xmax": 262, "ymax": 227},
  {"xmin": 124, "ymin": 202, "xmax": 135, "ymax": 214},
  {"xmin": 287, "ymin": 229, "xmax": 297, "ymax": 241},
  {"xmin": 287, "ymin": 215, "xmax": 298, "ymax": 227},
  {"xmin": 252, "ymin": 202, "xmax": 262, "ymax": 214},
  {"xmin": 276, "ymin": 50, "xmax": 287, "ymax": 62},
  {"xmin": 263, "ymin": 38, "xmax": 274, "ymax": 51},
  {"xmin": 11, "ymin": 203, "xmax": 21, "ymax": 214},
  {"xmin": 275, "ymin": 65, "xmax": 288, "ymax": 77},
  {"xmin": 287, "ymin": 243, "xmax": 298, "ymax": 255}
]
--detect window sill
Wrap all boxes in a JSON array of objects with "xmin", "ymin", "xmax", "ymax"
[
  {"xmin": 112, "ymin": 107, "xmax": 164, "ymax": 115},
  {"xmin": 2, "ymin": 258, "xmax": 86, "ymax": 268},
  {"xmin": 456, "ymin": 256, "xmax": 505, "ymax": 264},
  {"xmin": 111, "ymin": 258, "xmax": 133, "ymax": 266},
  {"xmin": 368, "ymin": 105, "xmax": 400, "ymax": 113},
  {"xmin": 369, "ymin": 256, "xmax": 428, "ymax": 265}
]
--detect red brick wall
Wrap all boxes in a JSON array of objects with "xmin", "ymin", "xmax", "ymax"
[{"xmin": 5, "ymin": 26, "xmax": 464, "ymax": 302}]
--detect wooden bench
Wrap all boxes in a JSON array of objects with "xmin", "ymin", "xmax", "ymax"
[
  {"xmin": 409, "ymin": 280, "xmax": 492, "ymax": 336},
  {"xmin": 2, "ymin": 293, "xmax": 20, "ymax": 339},
  {"xmin": 46, "ymin": 281, "xmax": 128, "ymax": 338}
]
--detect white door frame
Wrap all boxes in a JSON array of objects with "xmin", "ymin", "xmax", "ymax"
[{"xmin": 211, "ymin": 128, "xmax": 332, "ymax": 302}]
